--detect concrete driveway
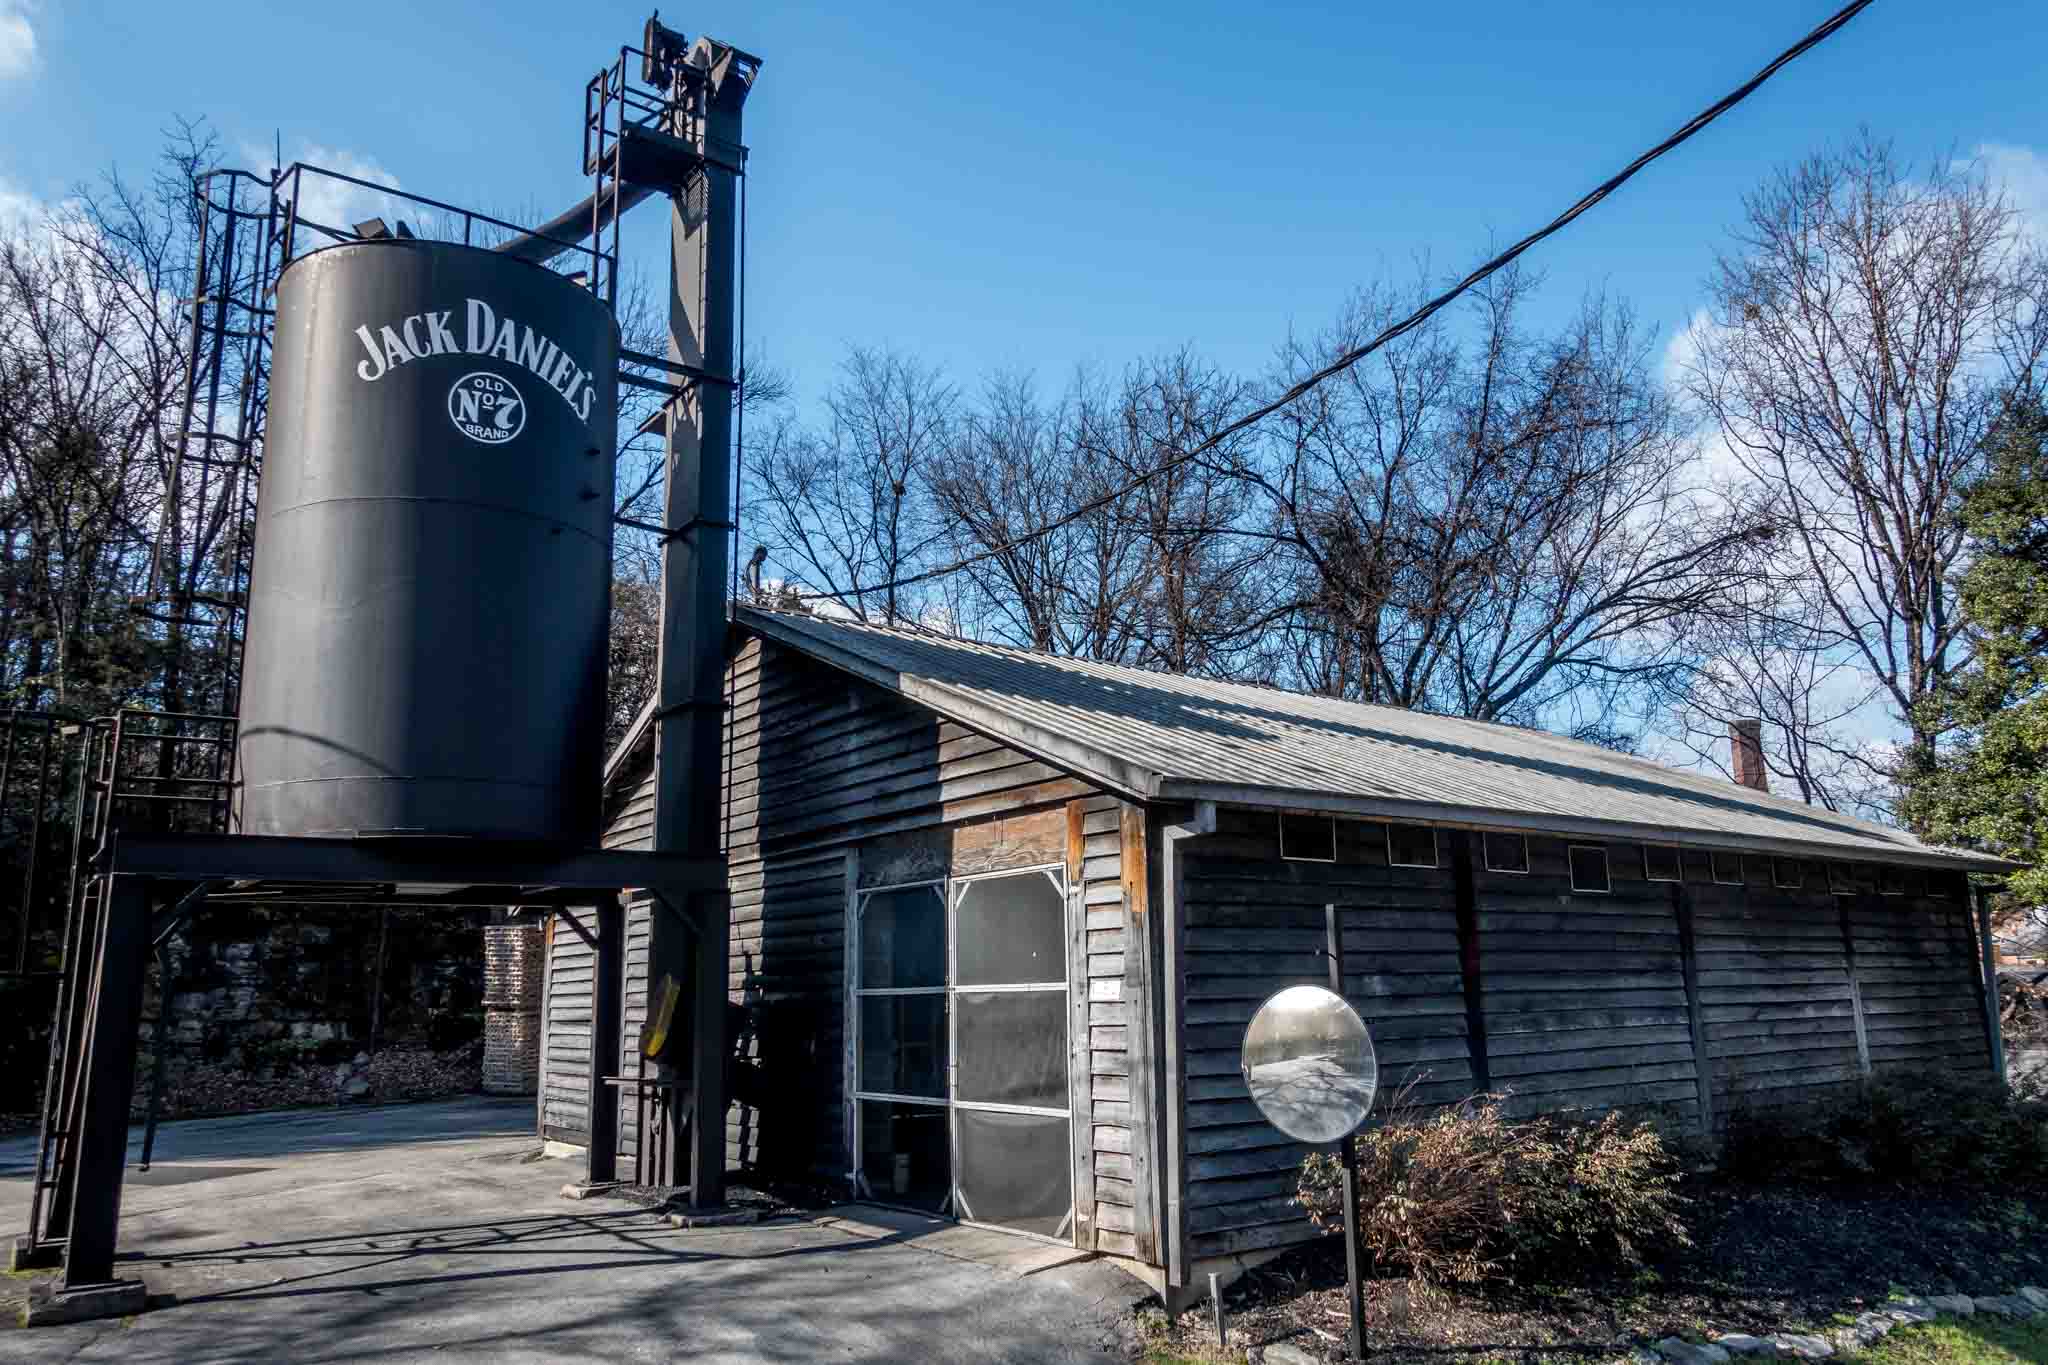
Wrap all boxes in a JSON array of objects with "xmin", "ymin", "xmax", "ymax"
[{"xmin": 1, "ymin": 1098, "xmax": 1144, "ymax": 1362}]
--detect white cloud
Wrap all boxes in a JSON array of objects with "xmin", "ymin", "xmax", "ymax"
[
  {"xmin": 0, "ymin": 178, "xmax": 45, "ymax": 239},
  {"xmin": 0, "ymin": 3, "xmax": 37, "ymax": 81},
  {"xmin": 1968, "ymin": 142, "xmax": 2048, "ymax": 242},
  {"xmin": 253, "ymin": 140, "xmax": 404, "ymax": 237}
]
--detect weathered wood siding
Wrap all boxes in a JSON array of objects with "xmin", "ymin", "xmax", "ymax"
[
  {"xmin": 1849, "ymin": 889, "xmax": 1988, "ymax": 1075},
  {"xmin": 1170, "ymin": 814, "xmax": 1985, "ymax": 1268},
  {"xmin": 1479, "ymin": 837, "xmax": 1702, "ymax": 1126},
  {"xmin": 1691, "ymin": 854, "xmax": 1862, "ymax": 1119},
  {"xmin": 1080, "ymin": 797, "xmax": 1135, "ymax": 1258},
  {"xmin": 1177, "ymin": 808, "xmax": 1473, "ymax": 1261},
  {"xmin": 561, "ymin": 637, "xmax": 1131, "ymax": 1231},
  {"xmin": 541, "ymin": 907, "xmax": 595, "ymax": 1144}
]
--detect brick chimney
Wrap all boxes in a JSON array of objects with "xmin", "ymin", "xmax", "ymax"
[
  {"xmin": 1730, "ymin": 718, "xmax": 1769, "ymax": 793},
  {"xmin": 481, "ymin": 915, "xmax": 544, "ymax": 1095}
]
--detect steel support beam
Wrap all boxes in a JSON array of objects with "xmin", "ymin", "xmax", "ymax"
[
  {"xmin": 60, "ymin": 875, "xmax": 150, "ymax": 1287},
  {"xmin": 649, "ymin": 38, "xmax": 751, "ymax": 1207},
  {"xmin": 586, "ymin": 895, "xmax": 624, "ymax": 1184},
  {"xmin": 104, "ymin": 832, "xmax": 723, "ymax": 895}
]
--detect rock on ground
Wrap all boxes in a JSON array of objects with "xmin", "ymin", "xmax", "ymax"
[
  {"xmin": 1259, "ymin": 1345, "xmax": 1319, "ymax": 1365},
  {"xmin": 1769, "ymin": 1333, "xmax": 1834, "ymax": 1359},
  {"xmin": 1710, "ymin": 1334, "xmax": 1772, "ymax": 1356}
]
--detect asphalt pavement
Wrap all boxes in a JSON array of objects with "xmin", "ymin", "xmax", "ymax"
[{"xmin": 1, "ymin": 1098, "xmax": 1144, "ymax": 1362}]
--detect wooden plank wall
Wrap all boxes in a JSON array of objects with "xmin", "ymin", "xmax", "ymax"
[
  {"xmin": 1849, "ymin": 892, "xmax": 1989, "ymax": 1075},
  {"xmin": 1177, "ymin": 808, "xmax": 1472, "ymax": 1262},
  {"xmin": 566, "ymin": 637, "xmax": 1126, "ymax": 1202},
  {"xmin": 727, "ymin": 851, "xmax": 849, "ymax": 1179},
  {"xmin": 1479, "ymin": 837, "xmax": 1702, "ymax": 1126},
  {"xmin": 1169, "ymin": 815, "xmax": 1984, "ymax": 1268},
  {"xmin": 1691, "ymin": 854, "xmax": 1862, "ymax": 1121},
  {"xmin": 541, "ymin": 907, "xmax": 595, "ymax": 1144},
  {"xmin": 1079, "ymin": 796, "xmax": 1135, "ymax": 1258}
]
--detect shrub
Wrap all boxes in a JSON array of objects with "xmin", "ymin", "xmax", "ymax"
[
  {"xmin": 1719, "ymin": 1068, "xmax": 2048, "ymax": 1190},
  {"xmin": 1296, "ymin": 1082, "xmax": 1690, "ymax": 1289}
]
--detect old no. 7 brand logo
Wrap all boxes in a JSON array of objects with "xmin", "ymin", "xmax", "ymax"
[{"xmin": 447, "ymin": 372, "xmax": 525, "ymax": 445}]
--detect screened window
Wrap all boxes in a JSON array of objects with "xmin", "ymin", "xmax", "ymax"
[
  {"xmin": 1643, "ymin": 844, "xmax": 1682, "ymax": 883},
  {"xmin": 1772, "ymin": 858, "xmax": 1805, "ymax": 890},
  {"xmin": 954, "ymin": 871, "xmax": 1066, "ymax": 986},
  {"xmin": 1569, "ymin": 845, "xmax": 1610, "ymax": 894},
  {"xmin": 853, "ymin": 881, "xmax": 950, "ymax": 1213},
  {"xmin": 860, "ymin": 885, "xmax": 946, "ymax": 990},
  {"xmin": 1387, "ymin": 823, "xmax": 1438, "ymax": 868},
  {"xmin": 1482, "ymin": 831, "xmax": 1529, "ymax": 875},
  {"xmin": 1279, "ymin": 812, "xmax": 1336, "ymax": 863},
  {"xmin": 1877, "ymin": 864, "xmax": 1906, "ymax": 897},
  {"xmin": 1710, "ymin": 851, "xmax": 1743, "ymax": 886}
]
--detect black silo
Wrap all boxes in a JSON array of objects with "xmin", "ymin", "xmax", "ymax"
[{"xmin": 238, "ymin": 240, "xmax": 618, "ymax": 841}]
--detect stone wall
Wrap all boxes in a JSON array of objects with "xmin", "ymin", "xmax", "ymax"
[
  {"xmin": 141, "ymin": 905, "xmax": 487, "ymax": 1092},
  {"xmin": 482, "ymin": 917, "xmax": 544, "ymax": 1095}
]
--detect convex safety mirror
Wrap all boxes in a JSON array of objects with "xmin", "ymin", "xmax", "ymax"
[{"xmin": 1240, "ymin": 984, "xmax": 1378, "ymax": 1144}]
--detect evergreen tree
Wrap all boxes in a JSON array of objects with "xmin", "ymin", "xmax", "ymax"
[{"xmin": 1903, "ymin": 400, "xmax": 2048, "ymax": 901}]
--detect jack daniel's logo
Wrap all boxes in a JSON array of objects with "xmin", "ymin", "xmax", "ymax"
[{"xmin": 352, "ymin": 297, "xmax": 597, "ymax": 425}]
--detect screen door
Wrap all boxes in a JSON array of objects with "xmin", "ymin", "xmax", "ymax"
[
  {"xmin": 949, "ymin": 867, "xmax": 1073, "ymax": 1239},
  {"xmin": 852, "ymin": 867, "xmax": 1074, "ymax": 1242}
]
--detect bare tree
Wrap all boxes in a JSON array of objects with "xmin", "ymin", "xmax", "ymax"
[
  {"xmin": 1683, "ymin": 133, "xmax": 2048, "ymax": 785},
  {"xmin": 748, "ymin": 346, "xmax": 956, "ymax": 624},
  {"xmin": 1667, "ymin": 579, "xmax": 1891, "ymax": 813},
  {"xmin": 1242, "ymin": 266, "xmax": 1759, "ymax": 738},
  {"xmin": 0, "ymin": 125, "xmax": 227, "ymax": 716}
]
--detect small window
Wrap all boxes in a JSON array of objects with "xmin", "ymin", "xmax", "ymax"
[
  {"xmin": 1772, "ymin": 857, "xmax": 1805, "ymax": 890},
  {"xmin": 1827, "ymin": 862, "xmax": 1857, "ymax": 896},
  {"xmin": 1482, "ymin": 831, "xmax": 1529, "ymax": 874},
  {"xmin": 1643, "ymin": 844, "xmax": 1682, "ymax": 883},
  {"xmin": 1387, "ymin": 822, "xmax": 1438, "ymax": 868},
  {"xmin": 1877, "ymin": 864, "xmax": 1906, "ymax": 897},
  {"xmin": 1710, "ymin": 851, "xmax": 1743, "ymax": 886},
  {"xmin": 1903, "ymin": 866, "xmax": 1926, "ymax": 897},
  {"xmin": 1568, "ymin": 845, "xmax": 1611, "ymax": 894},
  {"xmin": 1279, "ymin": 811, "xmax": 1335, "ymax": 862}
]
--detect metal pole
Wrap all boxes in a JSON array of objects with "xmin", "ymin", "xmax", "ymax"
[
  {"xmin": 585, "ymin": 897, "xmax": 623, "ymax": 1186},
  {"xmin": 61, "ymin": 873, "xmax": 151, "ymax": 1287},
  {"xmin": 139, "ymin": 943, "xmax": 173, "ymax": 1171},
  {"xmin": 651, "ymin": 40, "xmax": 752, "ymax": 1209},
  {"xmin": 367, "ymin": 907, "xmax": 390, "ymax": 1056},
  {"xmin": 1976, "ymin": 884, "xmax": 2008, "ymax": 1088},
  {"xmin": 18, "ymin": 720, "xmax": 54, "ymax": 973},
  {"xmin": 1327, "ymin": 903, "xmax": 1366, "ymax": 1361}
]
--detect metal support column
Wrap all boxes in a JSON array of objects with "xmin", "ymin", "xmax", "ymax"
[
  {"xmin": 586, "ymin": 896, "xmax": 624, "ymax": 1185},
  {"xmin": 1976, "ymin": 884, "xmax": 2007, "ymax": 1087},
  {"xmin": 650, "ymin": 38, "xmax": 752, "ymax": 1207},
  {"xmin": 60, "ymin": 875, "xmax": 151, "ymax": 1287}
]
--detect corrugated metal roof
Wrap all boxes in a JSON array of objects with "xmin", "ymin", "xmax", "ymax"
[{"xmin": 736, "ymin": 605, "xmax": 2013, "ymax": 871}]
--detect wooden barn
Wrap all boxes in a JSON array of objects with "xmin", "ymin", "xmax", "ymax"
[{"xmin": 540, "ymin": 606, "xmax": 2011, "ymax": 1297}]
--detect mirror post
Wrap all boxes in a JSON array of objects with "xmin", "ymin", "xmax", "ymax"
[{"xmin": 1326, "ymin": 903, "xmax": 1367, "ymax": 1360}]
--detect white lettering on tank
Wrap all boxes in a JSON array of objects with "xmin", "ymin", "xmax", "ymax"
[
  {"xmin": 466, "ymin": 297, "xmax": 496, "ymax": 354},
  {"xmin": 354, "ymin": 325, "xmax": 387, "ymax": 381},
  {"xmin": 424, "ymin": 310, "xmax": 458, "ymax": 355},
  {"xmin": 379, "ymin": 324, "xmax": 415, "ymax": 372}
]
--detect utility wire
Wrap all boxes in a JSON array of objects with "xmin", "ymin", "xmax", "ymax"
[{"xmin": 799, "ymin": 0, "xmax": 1876, "ymax": 607}]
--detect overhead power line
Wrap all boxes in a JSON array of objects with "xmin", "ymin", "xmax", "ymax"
[{"xmin": 799, "ymin": 0, "xmax": 1877, "ymax": 607}]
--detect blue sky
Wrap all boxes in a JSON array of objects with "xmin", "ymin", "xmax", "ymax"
[{"xmin": 4, "ymin": 0, "xmax": 2045, "ymax": 409}]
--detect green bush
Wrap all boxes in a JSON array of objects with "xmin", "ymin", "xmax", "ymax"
[
  {"xmin": 1719, "ymin": 1068, "xmax": 2048, "ymax": 1189},
  {"xmin": 1296, "ymin": 1082, "xmax": 1690, "ymax": 1289}
]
